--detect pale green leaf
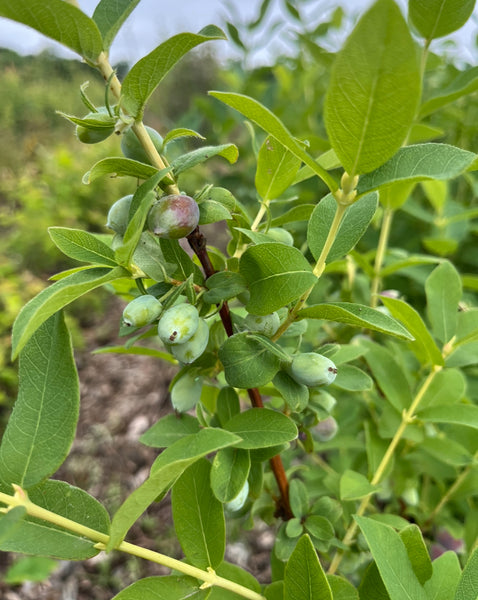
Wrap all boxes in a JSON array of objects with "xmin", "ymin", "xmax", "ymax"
[
  {"xmin": 93, "ymin": 345, "xmax": 177, "ymax": 364},
  {"xmin": 409, "ymin": 0, "xmax": 475, "ymax": 40},
  {"xmin": 239, "ymin": 243, "xmax": 317, "ymax": 315},
  {"xmin": 420, "ymin": 66, "xmax": 478, "ymax": 117},
  {"xmin": 172, "ymin": 144, "xmax": 239, "ymax": 176},
  {"xmin": 355, "ymin": 516, "xmax": 428, "ymax": 600},
  {"xmin": 48, "ymin": 227, "xmax": 117, "ymax": 266},
  {"xmin": 107, "ymin": 428, "xmax": 240, "ymax": 550},
  {"xmin": 424, "ymin": 552, "xmax": 461, "ymax": 600},
  {"xmin": 425, "ymin": 261, "xmax": 462, "ymax": 345},
  {"xmin": 0, "ymin": 0, "xmax": 103, "ymax": 63},
  {"xmin": 357, "ymin": 144, "xmax": 476, "ymax": 196},
  {"xmin": 0, "ymin": 313, "xmax": 78, "ymax": 487},
  {"xmin": 284, "ymin": 535, "xmax": 332, "ymax": 600},
  {"xmin": 111, "ymin": 576, "xmax": 209, "ymax": 600},
  {"xmin": 82, "ymin": 157, "xmax": 159, "ymax": 184},
  {"xmin": 92, "ymin": 0, "xmax": 140, "ymax": 52},
  {"xmin": 340, "ymin": 470, "xmax": 377, "ymax": 501},
  {"xmin": 209, "ymin": 91, "xmax": 338, "ymax": 191},
  {"xmin": 11, "ymin": 266, "xmax": 128, "ymax": 359},
  {"xmin": 218, "ymin": 333, "xmax": 281, "ymax": 388},
  {"xmin": 139, "ymin": 414, "xmax": 200, "ymax": 448},
  {"xmin": 455, "ymin": 545, "xmax": 478, "ymax": 600},
  {"xmin": 380, "ymin": 296, "xmax": 444, "ymax": 366},
  {"xmin": 400, "ymin": 525, "xmax": 432, "ymax": 585},
  {"xmin": 122, "ymin": 27, "xmax": 226, "ymax": 118},
  {"xmin": 298, "ymin": 302, "xmax": 413, "ymax": 340},
  {"xmin": 418, "ymin": 404, "xmax": 478, "ymax": 429},
  {"xmin": 223, "ymin": 408, "xmax": 298, "ymax": 450},
  {"xmin": 324, "ymin": 0, "xmax": 420, "ymax": 175},
  {"xmin": 172, "ymin": 459, "xmax": 225, "ymax": 569},
  {"xmin": 308, "ymin": 192, "xmax": 378, "ymax": 262},
  {"xmin": 255, "ymin": 136, "xmax": 302, "ymax": 200}
]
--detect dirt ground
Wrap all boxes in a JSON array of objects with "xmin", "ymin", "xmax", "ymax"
[{"xmin": 0, "ymin": 298, "xmax": 273, "ymax": 599}]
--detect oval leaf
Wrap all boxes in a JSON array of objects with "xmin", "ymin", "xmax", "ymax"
[
  {"xmin": 0, "ymin": 314, "xmax": 79, "ymax": 488},
  {"xmin": 298, "ymin": 302, "xmax": 413, "ymax": 340},
  {"xmin": 48, "ymin": 227, "xmax": 117, "ymax": 266},
  {"xmin": 240, "ymin": 243, "xmax": 317, "ymax": 315},
  {"xmin": 223, "ymin": 408, "xmax": 297, "ymax": 450},
  {"xmin": 324, "ymin": 0, "xmax": 420, "ymax": 175},
  {"xmin": 122, "ymin": 27, "xmax": 226, "ymax": 118},
  {"xmin": 308, "ymin": 192, "xmax": 378, "ymax": 262},
  {"xmin": 409, "ymin": 0, "xmax": 475, "ymax": 40}
]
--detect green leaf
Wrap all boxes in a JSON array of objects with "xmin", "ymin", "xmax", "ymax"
[
  {"xmin": 139, "ymin": 414, "xmax": 200, "ymax": 448},
  {"xmin": 239, "ymin": 243, "xmax": 317, "ymax": 315},
  {"xmin": 111, "ymin": 575, "xmax": 209, "ymax": 600},
  {"xmin": 218, "ymin": 333, "xmax": 281, "ymax": 388},
  {"xmin": 270, "ymin": 204, "xmax": 315, "ymax": 227},
  {"xmin": 172, "ymin": 459, "xmax": 225, "ymax": 569},
  {"xmin": 284, "ymin": 534, "xmax": 332, "ymax": 600},
  {"xmin": 380, "ymin": 296, "xmax": 444, "ymax": 366},
  {"xmin": 159, "ymin": 239, "xmax": 204, "ymax": 285},
  {"xmin": 211, "ymin": 447, "xmax": 250, "ymax": 503},
  {"xmin": 0, "ymin": 0, "xmax": 103, "ymax": 63},
  {"xmin": 209, "ymin": 91, "xmax": 338, "ymax": 191},
  {"xmin": 420, "ymin": 436, "xmax": 471, "ymax": 466},
  {"xmin": 223, "ymin": 408, "xmax": 298, "ymax": 450},
  {"xmin": 93, "ymin": 345, "xmax": 177, "ymax": 364},
  {"xmin": 273, "ymin": 371, "xmax": 309, "ymax": 412},
  {"xmin": 48, "ymin": 228, "xmax": 117, "ymax": 266},
  {"xmin": 355, "ymin": 516, "xmax": 428, "ymax": 600},
  {"xmin": 289, "ymin": 479, "xmax": 309, "ymax": 519},
  {"xmin": 363, "ymin": 342, "xmax": 412, "ymax": 412},
  {"xmin": 308, "ymin": 193, "xmax": 378, "ymax": 263},
  {"xmin": 131, "ymin": 232, "xmax": 176, "ymax": 282},
  {"xmin": 208, "ymin": 562, "xmax": 262, "ymax": 600},
  {"xmin": 172, "ymin": 144, "xmax": 239, "ymax": 176},
  {"xmin": 425, "ymin": 261, "xmax": 462, "ymax": 345},
  {"xmin": 3, "ymin": 556, "xmax": 57, "ymax": 584},
  {"xmin": 108, "ymin": 428, "xmax": 240, "ymax": 550},
  {"xmin": 409, "ymin": 0, "xmax": 475, "ymax": 40},
  {"xmin": 0, "ymin": 507, "xmax": 26, "ymax": 544},
  {"xmin": 92, "ymin": 0, "xmax": 140, "ymax": 52},
  {"xmin": 423, "ymin": 552, "xmax": 461, "ymax": 600},
  {"xmin": 11, "ymin": 266, "xmax": 127, "ymax": 359},
  {"xmin": 255, "ymin": 136, "xmax": 302, "ymax": 200},
  {"xmin": 417, "ymin": 404, "xmax": 478, "ymax": 429},
  {"xmin": 332, "ymin": 364, "xmax": 373, "ymax": 392},
  {"xmin": 378, "ymin": 181, "xmax": 416, "ymax": 210},
  {"xmin": 340, "ymin": 470, "xmax": 377, "ymax": 501},
  {"xmin": 420, "ymin": 66, "xmax": 478, "ymax": 117},
  {"xmin": 122, "ymin": 27, "xmax": 226, "ymax": 118},
  {"xmin": 419, "ymin": 368, "xmax": 466, "ymax": 410},
  {"xmin": 297, "ymin": 302, "xmax": 413, "ymax": 340},
  {"xmin": 203, "ymin": 271, "xmax": 247, "ymax": 304},
  {"xmin": 0, "ymin": 480, "xmax": 109, "ymax": 560},
  {"xmin": 163, "ymin": 127, "xmax": 205, "ymax": 145},
  {"xmin": 455, "ymin": 545, "xmax": 478, "ymax": 600},
  {"xmin": 304, "ymin": 516, "xmax": 334, "ymax": 542},
  {"xmin": 357, "ymin": 144, "xmax": 477, "ymax": 196},
  {"xmin": 327, "ymin": 575, "xmax": 359, "ymax": 600},
  {"xmin": 0, "ymin": 313, "xmax": 78, "ymax": 488},
  {"xmin": 399, "ymin": 525, "xmax": 432, "ymax": 585},
  {"xmin": 324, "ymin": 0, "xmax": 420, "ymax": 175},
  {"xmin": 358, "ymin": 562, "xmax": 391, "ymax": 600},
  {"xmin": 82, "ymin": 157, "xmax": 159, "ymax": 184}
]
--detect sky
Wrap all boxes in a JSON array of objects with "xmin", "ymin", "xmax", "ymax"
[{"xmin": 0, "ymin": 0, "xmax": 477, "ymax": 66}]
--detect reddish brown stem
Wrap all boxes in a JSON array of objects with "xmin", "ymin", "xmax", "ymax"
[{"xmin": 187, "ymin": 227, "xmax": 292, "ymax": 520}]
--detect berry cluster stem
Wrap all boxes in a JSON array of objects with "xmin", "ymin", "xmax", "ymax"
[{"xmin": 187, "ymin": 228, "xmax": 293, "ymax": 520}]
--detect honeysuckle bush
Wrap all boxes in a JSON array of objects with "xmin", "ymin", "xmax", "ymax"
[{"xmin": 1, "ymin": 0, "xmax": 478, "ymax": 598}]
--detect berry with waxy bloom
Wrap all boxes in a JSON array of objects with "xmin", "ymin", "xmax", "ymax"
[{"xmin": 147, "ymin": 194, "xmax": 199, "ymax": 239}]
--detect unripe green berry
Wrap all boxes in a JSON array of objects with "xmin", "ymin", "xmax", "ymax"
[
  {"xmin": 75, "ymin": 111, "xmax": 115, "ymax": 144},
  {"xmin": 121, "ymin": 126, "xmax": 164, "ymax": 164},
  {"xmin": 225, "ymin": 480, "xmax": 249, "ymax": 512},
  {"xmin": 315, "ymin": 416, "xmax": 338, "ymax": 442},
  {"xmin": 168, "ymin": 318, "xmax": 209, "ymax": 364},
  {"xmin": 157, "ymin": 303, "xmax": 199, "ymax": 345},
  {"xmin": 267, "ymin": 227, "xmax": 294, "ymax": 246},
  {"xmin": 244, "ymin": 312, "xmax": 280, "ymax": 337},
  {"xmin": 122, "ymin": 295, "xmax": 163, "ymax": 327},
  {"xmin": 147, "ymin": 194, "xmax": 199, "ymax": 239},
  {"xmin": 106, "ymin": 195, "xmax": 133, "ymax": 235},
  {"xmin": 289, "ymin": 353, "xmax": 338, "ymax": 387}
]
